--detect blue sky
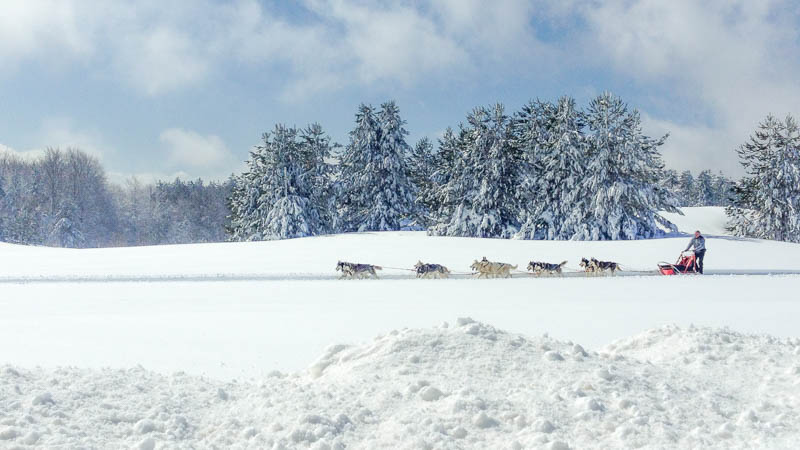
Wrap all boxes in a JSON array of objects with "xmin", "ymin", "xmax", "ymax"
[{"xmin": 1, "ymin": 0, "xmax": 799, "ymax": 182}]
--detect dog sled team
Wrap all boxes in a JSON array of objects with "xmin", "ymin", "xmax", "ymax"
[{"xmin": 335, "ymin": 256, "xmax": 621, "ymax": 279}]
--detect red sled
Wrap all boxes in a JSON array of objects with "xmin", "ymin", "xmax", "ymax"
[{"xmin": 657, "ymin": 251, "xmax": 699, "ymax": 275}]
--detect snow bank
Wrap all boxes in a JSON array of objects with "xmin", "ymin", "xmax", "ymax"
[{"xmin": 2, "ymin": 320, "xmax": 798, "ymax": 448}]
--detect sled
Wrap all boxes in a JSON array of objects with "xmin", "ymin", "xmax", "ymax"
[{"xmin": 657, "ymin": 251, "xmax": 699, "ymax": 275}]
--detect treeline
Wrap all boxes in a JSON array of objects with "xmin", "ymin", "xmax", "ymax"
[
  {"xmin": 229, "ymin": 93, "xmax": 682, "ymax": 241},
  {"xmin": 663, "ymin": 169, "xmax": 734, "ymax": 207},
  {"xmin": 6, "ymin": 93, "xmax": 791, "ymax": 248},
  {"xmin": 0, "ymin": 148, "xmax": 231, "ymax": 247}
]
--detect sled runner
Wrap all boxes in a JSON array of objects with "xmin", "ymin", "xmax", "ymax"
[{"xmin": 657, "ymin": 251, "xmax": 699, "ymax": 275}]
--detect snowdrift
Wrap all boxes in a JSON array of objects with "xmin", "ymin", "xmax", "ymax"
[{"xmin": 2, "ymin": 319, "xmax": 798, "ymax": 449}]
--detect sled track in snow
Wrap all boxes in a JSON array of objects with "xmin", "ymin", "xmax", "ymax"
[{"xmin": 2, "ymin": 269, "xmax": 800, "ymax": 284}]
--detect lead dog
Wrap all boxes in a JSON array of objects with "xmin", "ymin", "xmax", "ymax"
[
  {"xmin": 470, "ymin": 257, "xmax": 516, "ymax": 279},
  {"xmin": 527, "ymin": 260, "xmax": 568, "ymax": 276},
  {"xmin": 336, "ymin": 261, "xmax": 382, "ymax": 279},
  {"xmin": 414, "ymin": 261, "xmax": 451, "ymax": 279}
]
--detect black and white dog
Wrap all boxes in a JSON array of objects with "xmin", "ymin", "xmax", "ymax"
[
  {"xmin": 587, "ymin": 257, "xmax": 621, "ymax": 275},
  {"xmin": 414, "ymin": 261, "xmax": 451, "ymax": 279},
  {"xmin": 336, "ymin": 261, "xmax": 382, "ymax": 279},
  {"xmin": 526, "ymin": 260, "xmax": 568, "ymax": 276}
]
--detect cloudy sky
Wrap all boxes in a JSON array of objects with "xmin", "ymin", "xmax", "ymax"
[{"xmin": 1, "ymin": 0, "xmax": 798, "ymax": 181}]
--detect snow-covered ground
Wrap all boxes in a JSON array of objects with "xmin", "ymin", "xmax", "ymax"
[{"xmin": 2, "ymin": 207, "xmax": 800, "ymax": 448}]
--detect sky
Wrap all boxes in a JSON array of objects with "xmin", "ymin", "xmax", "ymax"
[{"xmin": 1, "ymin": 0, "xmax": 798, "ymax": 182}]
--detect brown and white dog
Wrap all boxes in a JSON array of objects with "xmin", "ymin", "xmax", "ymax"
[
  {"xmin": 527, "ymin": 260, "xmax": 568, "ymax": 276},
  {"xmin": 470, "ymin": 257, "xmax": 517, "ymax": 279},
  {"xmin": 414, "ymin": 261, "xmax": 451, "ymax": 279},
  {"xmin": 336, "ymin": 261, "xmax": 382, "ymax": 279},
  {"xmin": 579, "ymin": 257, "xmax": 621, "ymax": 275}
]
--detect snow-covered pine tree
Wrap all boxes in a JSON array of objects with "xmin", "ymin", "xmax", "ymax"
[
  {"xmin": 408, "ymin": 137, "xmax": 436, "ymax": 226},
  {"xmin": 679, "ymin": 170, "xmax": 696, "ymax": 206},
  {"xmin": 695, "ymin": 170, "xmax": 715, "ymax": 206},
  {"xmin": 516, "ymin": 97, "xmax": 588, "ymax": 240},
  {"xmin": 712, "ymin": 172, "xmax": 734, "ymax": 206},
  {"xmin": 662, "ymin": 169, "xmax": 682, "ymax": 205},
  {"xmin": 512, "ymin": 99, "xmax": 550, "ymax": 239},
  {"xmin": 299, "ymin": 123, "xmax": 336, "ymax": 232},
  {"xmin": 338, "ymin": 101, "xmax": 416, "ymax": 231},
  {"xmin": 430, "ymin": 104, "xmax": 522, "ymax": 238},
  {"xmin": 570, "ymin": 92, "xmax": 679, "ymax": 240},
  {"xmin": 228, "ymin": 124, "xmax": 332, "ymax": 240},
  {"xmin": 727, "ymin": 114, "xmax": 800, "ymax": 242},
  {"xmin": 47, "ymin": 200, "xmax": 85, "ymax": 248},
  {"xmin": 423, "ymin": 127, "xmax": 462, "ymax": 225}
]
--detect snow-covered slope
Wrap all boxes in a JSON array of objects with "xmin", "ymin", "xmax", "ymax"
[
  {"xmin": 660, "ymin": 206, "xmax": 730, "ymax": 236},
  {"xmin": 2, "ymin": 319, "xmax": 798, "ymax": 449},
  {"xmin": 0, "ymin": 208, "xmax": 795, "ymax": 281}
]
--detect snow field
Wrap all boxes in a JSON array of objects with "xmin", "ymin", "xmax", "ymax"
[{"xmin": 2, "ymin": 318, "xmax": 799, "ymax": 449}]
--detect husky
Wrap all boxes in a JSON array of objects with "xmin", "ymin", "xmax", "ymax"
[
  {"xmin": 527, "ymin": 260, "xmax": 568, "ymax": 276},
  {"xmin": 590, "ymin": 257, "xmax": 621, "ymax": 275},
  {"xmin": 336, "ymin": 261, "xmax": 382, "ymax": 279},
  {"xmin": 414, "ymin": 261, "xmax": 451, "ymax": 279},
  {"xmin": 470, "ymin": 257, "xmax": 517, "ymax": 279},
  {"xmin": 579, "ymin": 258, "xmax": 597, "ymax": 275}
]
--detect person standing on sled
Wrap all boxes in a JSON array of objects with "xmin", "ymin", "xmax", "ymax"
[{"xmin": 685, "ymin": 230, "xmax": 706, "ymax": 274}]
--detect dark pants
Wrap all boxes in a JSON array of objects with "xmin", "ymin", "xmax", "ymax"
[{"xmin": 695, "ymin": 249, "xmax": 706, "ymax": 274}]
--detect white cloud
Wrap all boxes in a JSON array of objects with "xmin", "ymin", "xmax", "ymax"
[
  {"xmin": 576, "ymin": 0, "xmax": 800, "ymax": 175},
  {"xmin": 39, "ymin": 118, "xmax": 110, "ymax": 160},
  {"xmin": 0, "ymin": 0, "xmax": 91, "ymax": 65},
  {"xmin": 0, "ymin": 143, "xmax": 46, "ymax": 161},
  {"xmin": 159, "ymin": 128, "xmax": 237, "ymax": 173}
]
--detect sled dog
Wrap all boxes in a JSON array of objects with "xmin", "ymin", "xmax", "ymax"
[
  {"xmin": 414, "ymin": 261, "xmax": 451, "ymax": 279},
  {"xmin": 579, "ymin": 258, "xmax": 598, "ymax": 275},
  {"xmin": 589, "ymin": 257, "xmax": 621, "ymax": 275},
  {"xmin": 336, "ymin": 261, "xmax": 382, "ymax": 279},
  {"xmin": 470, "ymin": 257, "xmax": 516, "ymax": 279},
  {"xmin": 527, "ymin": 260, "xmax": 568, "ymax": 276}
]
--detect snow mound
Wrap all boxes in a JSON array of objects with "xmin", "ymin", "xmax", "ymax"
[{"xmin": 1, "ymin": 320, "xmax": 798, "ymax": 448}]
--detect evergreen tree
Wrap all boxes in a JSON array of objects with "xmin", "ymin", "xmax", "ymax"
[
  {"xmin": 338, "ymin": 102, "xmax": 416, "ymax": 231},
  {"xmin": 408, "ymin": 137, "xmax": 436, "ymax": 226},
  {"xmin": 516, "ymin": 97, "xmax": 588, "ymax": 240},
  {"xmin": 228, "ymin": 124, "xmax": 332, "ymax": 240},
  {"xmin": 679, "ymin": 170, "xmax": 696, "ymax": 206},
  {"xmin": 711, "ymin": 172, "xmax": 734, "ymax": 206},
  {"xmin": 727, "ymin": 114, "xmax": 800, "ymax": 242},
  {"xmin": 430, "ymin": 104, "xmax": 522, "ymax": 238},
  {"xmin": 695, "ymin": 170, "xmax": 715, "ymax": 206},
  {"xmin": 662, "ymin": 169, "xmax": 682, "ymax": 204},
  {"xmin": 570, "ymin": 92, "xmax": 678, "ymax": 240}
]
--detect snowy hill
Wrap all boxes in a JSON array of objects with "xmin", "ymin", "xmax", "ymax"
[{"xmin": 660, "ymin": 206, "xmax": 731, "ymax": 236}]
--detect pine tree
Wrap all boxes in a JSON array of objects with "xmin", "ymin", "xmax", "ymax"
[
  {"xmin": 679, "ymin": 170, "xmax": 696, "ymax": 206},
  {"xmin": 570, "ymin": 92, "xmax": 679, "ymax": 240},
  {"xmin": 408, "ymin": 137, "xmax": 436, "ymax": 226},
  {"xmin": 228, "ymin": 124, "xmax": 332, "ymax": 240},
  {"xmin": 662, "ymin": 169, "xmax": 682, "ymax": 205},
  {"xmin": 430, "ymin": 104, "xmax": 522, "ymax": 238},
  {"xmin": 695, "ymin": 170, "xmax": 715, "ymax": 206},
  {"xmin": 727, "ymin": 114, "xmax": 800, "ymax": 242},
  {"xmin": 516, "ymin": 97, "xmax": 588, "ymax": 240},
  {"xmin": 338, "ymin": 101, "xmax": 416, "ymax": 232}
]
